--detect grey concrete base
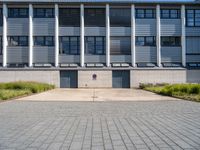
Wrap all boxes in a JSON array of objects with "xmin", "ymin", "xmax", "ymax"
[
  {"xmin": 0, "ymin": 70, "xmax": 60, "ymax": 87},
  {"xmin": 0, "ymin": 69, "xmax": 199, "ymax": 88}
]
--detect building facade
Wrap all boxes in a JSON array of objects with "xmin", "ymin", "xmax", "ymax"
[{"xmin": 0, "ymin": 0, "xmax": 200, "ymax": 88}]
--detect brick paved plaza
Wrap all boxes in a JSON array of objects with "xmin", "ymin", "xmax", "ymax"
[{"xmin": 0, "ymin": 99, "xmax": 200, "ymax": 150}]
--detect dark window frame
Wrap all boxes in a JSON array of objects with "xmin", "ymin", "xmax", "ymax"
[
  {"xmin": 33, "ymin": 8, "xmax": 54, "ymax": 18},
  {"xmin": 135, "ymin": 9, "xmax": 156, "ymax": 19},
  {"xmin": 161, "ymin": 9, "xmax": 180, "ymax": 19},
  {"xmin": 0, "ymin": 9, "xmax": 2, "ymax": 26},
  {"xmin": 34, "ymin": 36, "xmax": 54, "ymax": 47},
  {"xmin": 59, "ymin": 8, "xmax": 80, "ymax": 27},
  {"xmin": 59, "ymin": 36, "xmax": 80, "ymax": 55},
  {"xmin": 84, "ymin": 8, "xmax": 106, "ymax": 27},
  {"xmin": 186, "ymin": 9, "xmax": 200, "ymax": 27},
  {"xmin": 136, "ymin": 36, "xmax": 156, "ymax": 46},
  {"xmin": 7, "ymin": 36, "xmax": 29, "ymax": 47},
  {"xmin": 0, "ymin": 36, "xmax": 2, "ymax": 55},
  {"xmin": 85, "ymin": 36, "xmax": 105, "ymax": 55},
  {"xmin": 161, "ymin": 36, "xmax": 181, "ymax": 47},
  {"xmin": 8, "ymin": 8, "xmax": 29, "ymax": 18},
  {"xmin": 110, "ymin": 8, "xmax": 131, "ymax": 27}
]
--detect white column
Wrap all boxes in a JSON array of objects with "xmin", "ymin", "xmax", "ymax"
[
  {"xmin": 29, "ymin": 4, "xmax": 33, "ymax": 67},
  {"xmin": 80, "ymin": 4, "xmax": 85, "ymax": 67},
  {"xmin": 55, "ymin": 4, "xmax": 59, "ymax": 67},
  {"xmin": 106, "ymin": 4, "xmax": 110, "ymax": 67},
  {"xmin": 181, "ymin": 5, "xmax": 186, "ymax": 67},
  {"xmin": 3, "ymin": 4, "xmax": 7, "ymax": 67},
  {"xmin": 156, "ymin": 5, "xmax": 161, "ymax": 67},
  {"xmin": 131, "ymin": 4, "xmax": 136, "ymax": 67}
]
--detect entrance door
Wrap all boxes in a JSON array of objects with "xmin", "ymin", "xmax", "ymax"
[
  {"xmin": 60, "ymin": 71, "xmax": 78, "ymax": 88},
  {"xmin": 112, "ymin": 70, "xmax": 130, "ymax": 88}
]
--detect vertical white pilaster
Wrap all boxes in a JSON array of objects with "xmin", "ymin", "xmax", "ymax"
[
  {"xmin": 156, "ymin": 5, "xmax": 161, "ymax": 67},
  {"xmin": 55, "ymin": 4, "xmax": 59, "ymax": 67},
  {"xmin": 131, "ymin": 4, "xmax": 136, "ymax": 67},
  {"xmin": 3, "ymin": 4, "xmax": 7, "ymax": 67},
  {"xmin": 29, "ymin": 4, "xmax": 33, "ymax": 67},
  {"xmin": 181, "ymin": 5, "xmax": 186, "ymax": 67},
  {"xmin": 106, "ymin": 4, "xmax": 110, "ymax": 67},
  {"xmin": 80, "ymin": 4, "xmax": 85, "ymax": 67}
]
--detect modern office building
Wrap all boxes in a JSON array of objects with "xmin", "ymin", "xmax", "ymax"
[{"xmin": 0, "ymin": 0, "xmax": 199, "ymax": 88}]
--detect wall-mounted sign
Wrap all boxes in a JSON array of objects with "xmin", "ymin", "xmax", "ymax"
[{"xmin": 92, "ymin": 74, "xmax": 97, "ymax": 80}]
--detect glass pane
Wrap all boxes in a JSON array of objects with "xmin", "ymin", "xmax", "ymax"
[
  {"xmin": 146, "ymin": 9, "xmax": 153, "ymax": 18},
  {"xmin": 136, "ymin": 9, "xmax": 144, "ymax": 18},
  {"xmin": 170, "ymin": 10, "xmax": 179, "ymax": 18},
  {"xmin": 162, "ymin": 9, "xmax": 170, "ymax": 18},
  {"xmin": 146, "ymin": 37, "xmax": 154, "ymax": 46},
  {"xmin": 34, "ymin": 37, "xmax": 44, "ymax": 46},
  {"xmin": 136, "ymin": 37, "xmax": 145, "ymax": 46},
  {"xmin": 45, "ymin": 9, "xmax": 54, "ymax": 18},
  {"xmin": 19, "ymin": 36, "xmax": 28, "ymax": 46},
  {"xmin": 70, "ymin": 37, "xmax": 78, "ymax": 54},
  {"xmin": 45, "ymin": 37, "xmax": 54, "ymax": 46}
]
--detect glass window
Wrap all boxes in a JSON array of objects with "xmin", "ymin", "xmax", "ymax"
[
  {"xmin": 110, "ymin": 8, "xmax": 131, "ymax": 27},
  {"xmin": 59, "ymin": 36, "xmax": 79, "ymax": 55},
  {"xmin": 161, "ymin": 9, "xmax": 180, "ymax": 19},
  {"xmin": 8, "ymin": 36, "xmax": 28, "ymax": 46},
  {"xmin": 45, "ymin": 36, "xmax": 54, "ymax": 46},
  {"xmin": 0, "ymin": 9, "xmax": 2, "ymax": 26},
  {"xmin": 0, "ymin": 36, "xmax": 2, "ymax": 55},
  {"xmin": 34, "ymin": 36, "xmax": 45, "ymax": 46},
  {"xmin": 85, "ymin": 37, "xmax": 105, "ymax": 55},
  {"xmin": 136, "ymin": 36, "xmax": 156, "ymax": 46},
  {"xmin": 161, "ymin": 37, "xmax": 181, "ymax": 46},
  {"xmin": 186, "ymin": 9, "xmax": 200, "ymax": 27},
  {"xmin": 19, "ymin": 36, "xmax": 28, "ymax": 46},
  {"xmin": 85, "ymin": 8, "xmax": 105, "ymax": 27},
  {"xmin": 136, "ymin": 9, "xmax": 155, "ymax": 19},
  {"xmin": 59, "ymin": 8, "xmax": 80, "ymax": 27},
  {"xmin": 136, "ymin": 37, "xmax": 145, "ymax": 46},
  {"xmin": 8, "ymin": 8, "xmax": 29, "ymax": 18},
  {"xmin": 34, "ymin": 8, "xmax": 54, "ymax": 18},
  {"xmin": 34, "ymin": 36, "xmax": 54, "ymax": 46}
]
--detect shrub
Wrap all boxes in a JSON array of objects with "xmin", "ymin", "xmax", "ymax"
[{"xmin": 0, "ymin": 89, "xmax": 31, "ymax": 100}]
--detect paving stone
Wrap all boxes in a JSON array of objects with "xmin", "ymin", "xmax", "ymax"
[{"xmin": 0, "ymin": 100, "xmax": 199, "ymax": 149}]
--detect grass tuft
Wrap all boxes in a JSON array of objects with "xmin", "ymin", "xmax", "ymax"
[
  {"xmin": 140, "ymin": 83, "xmax": 200, "ymax": 102},
  {"xmin": 0, "ymin": 82, "xmax": 55, "ymax": 100}
]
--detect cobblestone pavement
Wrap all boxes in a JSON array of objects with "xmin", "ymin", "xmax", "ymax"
[{"xmin": 0, "ymin": 100, "xmax": 200, "ymax": 150}]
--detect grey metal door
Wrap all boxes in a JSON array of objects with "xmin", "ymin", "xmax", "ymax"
[
  {"xmin": 112, "ymin": 70, "xmax": 130, "ymax": 88},
  {"xmin": 60, "ymin": 71, "xmax": 78, "ymax": 88}
]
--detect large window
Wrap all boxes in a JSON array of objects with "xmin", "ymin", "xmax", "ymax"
[
  {"xmin": 59, "ymin": 8, "xmax": 80, "ymax": 27},
  {"xmin": 161, "ymin": 37, "xmax": 181, "ymax": 46},
  {"xmin": 85, "ymin": 36, "xmax": 105, "ymax": 55},
  {"xmin": 34, "ymin": 8, "xmax": 54, "ymax": 18},
  {"xmin": 8, "ymin": 8, "xmax": 29, "ymax": 18},
  {"xmin": 110, "ymin": 37, "xmax": 131, "ymax": 55},
  {"xmin": 0, "ymin": 9, "xmax": 2, "ymax": 26},
  {"xmin": 59, "ymin": 36, "xmax": 80, "ymax": 55},
  {"xmin": 186, "ymin": 9, "xmax": 200, "ymax": 27},
  {"xmin": 8, "ymin": 36, "xmax": 28, "ymax": 46},
  {"xmin": 85, "ymin": 8, "xmax": 105, "ymax": 27},
  {"xmin": 0, "ymin": 36, "xmax": 2, "ymax": 55},
  {"xmin": 136, "ymin": 9, "xmax": 155, "ymax": 19},
  {"xmin": 161, "ymin": 9, "xmax": 180, "ymax": 19},
  {"xmin": 34, "ymin": 36, "xmax": 54, "ymax": 46},
  {"xmin": 136, "ymin": 36, "xmax": 156, "ymax": 46},
  {"xmin": 110, "ymin": 8, "xmax": 131, "ymax": 27}
]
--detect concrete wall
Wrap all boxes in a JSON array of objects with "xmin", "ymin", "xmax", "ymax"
[
  {"xmin": 130, "ymin": 69, "xmax": 187, "ymax": 87},
  {"xmin": 0, "ymin": 70, "xmax": 60, "ymax": 87},
  {"xmin": 186, "ymin": 70, "xmax": 200, "ymax": 83},
  {"xmin": 78, "ymin": 70, "xmax": 112, "ymax": 88}
]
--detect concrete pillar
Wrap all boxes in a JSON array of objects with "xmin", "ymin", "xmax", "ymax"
[
  {"xmin": 181, "ymin": 5, "xmax": 186, "ymax": 67},
  {"xmin": 29, "ymin": 4, "xmax": 33, "ymax": 67},
  {"xmin": 106, "ymin": 4, "xmax": 110, "ymax": 67},
  {"xmin": 131, "ymin": 4, "xmax": 136, "ymax": 67},
  {"xmin": 156, "ymin": 5, "xmax": 161, "ymax": 67},
  {"xmin": 3, "ymin": 4, "xmax": 7, "ymax": 67},
  {"xmin": 55, "ymin": 4, "xmax": 59, "ymax": 67},
  {"xmin": 80, "ymin": 4, "xmax": 85, "ymax": 67}
]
